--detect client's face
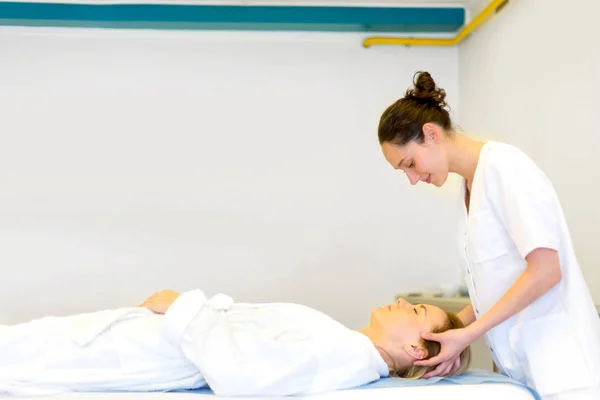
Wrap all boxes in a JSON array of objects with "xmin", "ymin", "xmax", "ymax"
[{"xmin": 366, "ymin": 298, "xmax": 448, "ymax": 371}]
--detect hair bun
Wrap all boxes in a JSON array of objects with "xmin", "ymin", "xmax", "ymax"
[{"xmin": 405, "ymin": 71, "xmax": 448, "ymax": 109}]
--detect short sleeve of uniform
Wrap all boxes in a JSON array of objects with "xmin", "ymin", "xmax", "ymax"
[{"xmin": 484, "ymin": 146, "xmax": 561, "ymax": 260}]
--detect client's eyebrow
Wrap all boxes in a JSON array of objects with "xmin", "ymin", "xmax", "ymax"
[{"xmin": 419, "ymin": 305, "xmax": 427, "ymax": 316}]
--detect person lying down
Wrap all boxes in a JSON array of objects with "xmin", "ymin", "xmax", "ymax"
[{"xmin": 0, "ymin": 289, "xmax": 471, "ymax": 397}]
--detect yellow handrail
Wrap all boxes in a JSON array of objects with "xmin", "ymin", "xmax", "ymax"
[{"xmin": 363, "ymin": 0, "xmax": 510, "ymax": 48}]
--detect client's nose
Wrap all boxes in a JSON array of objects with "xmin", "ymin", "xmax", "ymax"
[{"xmin": 396, "ymin": 298, "xmax": 413, "ymax": 308}]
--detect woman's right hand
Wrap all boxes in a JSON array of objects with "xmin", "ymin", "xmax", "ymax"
[
  {"xmin": 415, "ymin": 327, "xmax": 477, "ymax": 378},
  {"xmin": 139, "ymin": 289, "xmax": 181, "ymax": 314}
]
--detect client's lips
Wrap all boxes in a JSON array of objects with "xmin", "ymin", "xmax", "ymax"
[{"xmin": 426, "ymin": 174, "xmax": 432, "ymax": 184}]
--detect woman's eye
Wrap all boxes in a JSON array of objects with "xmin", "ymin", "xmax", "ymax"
[
  {"xmin": 414, "ymin": 307, "xmax": 418, "ymax": 315},
  {"xmin": 409, "ymin": 161, "xmax": 414, "ymax": 168}
]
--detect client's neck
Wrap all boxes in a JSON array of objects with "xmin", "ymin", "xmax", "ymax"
[{"xmin": 358, "ymin": 326, "xmax": 394, "ymax": 369}]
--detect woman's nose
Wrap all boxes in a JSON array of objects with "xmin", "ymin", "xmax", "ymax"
[
  {"xmin": 397, "ymin": 298, "xmax": 413, "ymax": 308},
  {"xmin": 406, "ymin": 171, "xmax": 419, "ymax": 185}
]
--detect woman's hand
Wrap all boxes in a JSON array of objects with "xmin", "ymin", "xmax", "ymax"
[
  {"xmin": 413, "ymin": 327, "xmax": 477, "ymax": 378},
  {"xmin": 421, "ymin": 353, "xmax": 461, "ymax": 379},
  {"xmin": 139, "ymin": 290, "xmax": 181, "ymax": 314}
]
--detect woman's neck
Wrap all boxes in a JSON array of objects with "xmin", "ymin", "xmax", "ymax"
[
  {"xmin": 446, "ymin": 133, "xmax": 485, "ymax": 191},
  {"xmin": 358, "ymin": 327, "xmax": 395, "ymax": 370}
]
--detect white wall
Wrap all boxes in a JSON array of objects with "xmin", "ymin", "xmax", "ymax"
[
  {"xmin": 459, "ymin": 0, "xmax": 600, "ymax": 303},
  {"xmin": 0, "ymin": 27, "xmax": 461, "ymax": 327}
]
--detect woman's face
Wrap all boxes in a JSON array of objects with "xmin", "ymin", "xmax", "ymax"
[
  {"xmin": 380, "ymin": 123, "xmax": 450, "ymax": 187},
  {"xmin": 368, "ymin": 298, "xmax": 448, "ymax": 371}
]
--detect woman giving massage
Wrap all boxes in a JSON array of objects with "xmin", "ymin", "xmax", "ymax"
[{"xmin": 0, "ymin": 288, "xmax": 471, "ymax": 396}]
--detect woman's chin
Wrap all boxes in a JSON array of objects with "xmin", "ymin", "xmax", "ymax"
[{"xmin": 433, "ymin": 173, "xmax": 450, "ymax": 187}]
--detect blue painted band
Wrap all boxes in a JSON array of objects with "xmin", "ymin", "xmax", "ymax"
[{"xmin": 0, "ymin": 2, "xmax": 465, "ymax": 32}]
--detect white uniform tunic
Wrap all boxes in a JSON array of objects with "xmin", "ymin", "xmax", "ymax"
[
  {"xmin": 0, "ymin": 290, "xmax": 388, "ymax": 396},
  {"xmin": 458, "ymin": 141, "xmax": 600, "ymax": 400}
]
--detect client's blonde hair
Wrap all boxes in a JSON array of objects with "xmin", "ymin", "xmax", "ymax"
[{"xmin": 392, "ymin": 312, "xmax": 472, "ymax": 379}]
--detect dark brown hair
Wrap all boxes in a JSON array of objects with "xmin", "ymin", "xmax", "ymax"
[
  {"xmin": 392, "ymin": 311, "xmax": 472, "ymax": 379},
  {"xmin": 378, "ymin": 71, "xmax": 453, "ymax": 147}
]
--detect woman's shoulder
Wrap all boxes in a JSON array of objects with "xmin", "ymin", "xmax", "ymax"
[
  {"xmin": 484, "ymin": 140, "xmax": 533, "ymax": 163},
  {"xmin": 482, "ymin": 141, "xmax": 545, "ymax": 177},
  {"xmin": 481, "ymin": 141, "xmax": 556, "ymax": 194}
]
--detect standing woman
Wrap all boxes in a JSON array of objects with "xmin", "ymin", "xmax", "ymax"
[{"xmin": 377, "ymin": 71, "xmax": 600, "ymax": 400}]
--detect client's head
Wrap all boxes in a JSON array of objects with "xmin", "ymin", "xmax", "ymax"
[{"xmin": 360, "ymin": 298, "xmax": 471, "ymax": 379}]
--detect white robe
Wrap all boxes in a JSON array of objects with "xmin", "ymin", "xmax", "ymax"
[{"xmin": 0, "ymin": 289, "xmax": 388, "ymax": 396}]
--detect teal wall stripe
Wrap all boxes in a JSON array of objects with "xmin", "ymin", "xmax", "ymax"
[{"xmin": 0, "ymin": 2, "xmax": 465, "ymax": 33}]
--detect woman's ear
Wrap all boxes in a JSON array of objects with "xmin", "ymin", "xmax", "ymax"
[
  {"xmin": 404, "ymin": 343, "xmax": 428, "ymax": 360},
  {"xmin": 422, "ymin": 123, "xmax": 440, "ymax": 144}
]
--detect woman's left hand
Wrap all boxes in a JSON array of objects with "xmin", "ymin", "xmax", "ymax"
[{"xmin": 413, "ymin": 327, "xmax": 477, "ymax": 378}]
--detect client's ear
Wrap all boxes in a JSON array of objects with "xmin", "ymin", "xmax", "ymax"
[{"xmin": 404, "ymin": 343, "xmax": 428, "ymax": 360}]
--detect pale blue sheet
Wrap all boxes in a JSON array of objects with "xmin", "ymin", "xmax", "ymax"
[
  {"xmin": 356, "ymin": 369, "xmax": 540, "ymax": 399},
  {"xmin": 179, "ymin": 369, "xmax": 541, "ymax": 400}
]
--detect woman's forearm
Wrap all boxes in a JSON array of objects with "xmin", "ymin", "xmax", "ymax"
[
  {"xmin": 457, "ymin": 304, "xmax": 476, "ymax": 327},
  {"xmin": 466, "ymin": 247, "xmax": 562, "ymax": 341}
]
